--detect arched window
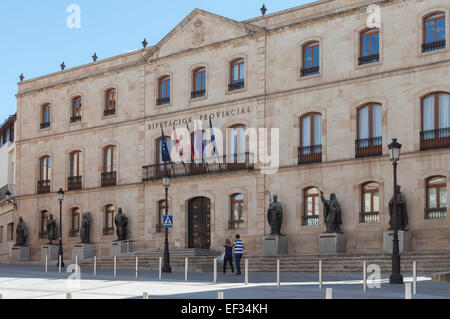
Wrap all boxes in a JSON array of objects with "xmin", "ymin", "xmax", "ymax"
[
  {"xmin": 102, "ymin": 146, "xmax": 117, "ymax": 186},
  {"xmin": 421, "ymin": 92, "xmax": 450, "ymax": 150},
  {"xmin": 157, "ymin": 200, "xmax": 166, "ymax": 233},
  {"xmin": 425, "ymin": 176, "xmax": 447, "ymax": 220},
  {"xmin": 356, "ymin": 103, "xmax": 382, "ymax": 157},
  {"xmin": 157, "ymin": 76, "xmax": 171, "ymax": 105},
  {"xmin": 41, "ymin": 103, "xmax": 51, "ymax": 129},
  {"xmin": 360, "ymin": 182, "xmax": 380, "ymax": 223},
  {"xmin": 229, "ymin": 58, "xmax": 245, "ymax": 91},
  {"xmin": 301, "ymin": 42, "xmax": 320, "ymax": 76},
  {"xmin": 104, "ymin": 205, "xmax": 115, "ymax": 235},
  {"xmin": 423, "ymin": 12, "xmax": 446, "ymax": 52},
  {"xmin": 71, "ymin": 96, "xmax": 82, "ymax": 123},
  {"xmin": 104, "ymin": 88, "xmax": 117, "ymax": 116},
  {"xmin": 39, "ymin": 210, "xmax": 49, "ymax": 238},
  {"xmin": 299, "ymin": 113, "xmax": 322, "ymax": 164},
  {"xmin": 302, "ymin": 187, "xmax": 320, "ymax": 226},
  {"xmin": 192, "ymin": 67, "xmax": 206, "ymax": 98},
  {"xmin": 38, "ymin": 156, "xmax": 51, "ymax": 194},
  {"xmin": 70, "ymin": 207, "xmax": 81, "ymax": 237},
  {"xmin": 68, "ymin": 151, "xmax": 82, "ymax": 190},
  {"xmin": 359, "ymin": 28, "xmax": 380, "ymax": 64},
  {"xmin": 229, "ymin": 194, "xmax": 245, "ymax": 229}
]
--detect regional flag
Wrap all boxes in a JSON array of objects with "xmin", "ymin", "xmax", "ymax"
[{"xmin": 161, "ymin": 127, "xmax": 172, "ymax": 163}]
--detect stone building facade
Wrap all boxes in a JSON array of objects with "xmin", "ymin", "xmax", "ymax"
[{"xmin": 10, "ymin": 0, "xmax": 450, "ymax": 261}]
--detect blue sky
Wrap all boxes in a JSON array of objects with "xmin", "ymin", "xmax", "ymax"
[{"xmin": 0, "ymin": 0, "xmax": 314, "ymax": 123}]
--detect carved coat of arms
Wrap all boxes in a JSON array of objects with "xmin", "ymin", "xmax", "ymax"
[{"xmin": 192, "ymin": 19, "xmax": 206, "ymax": 46}]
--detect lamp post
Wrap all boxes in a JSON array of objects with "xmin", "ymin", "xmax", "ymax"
[
  {"xmin": 57, "ymin": 188, "xmax": 65, "ymax": 268},
  {"xmin": 162, "ymin": 170, "xmax": 172, "ymax": 273},
  {"xmin": 388, "ymin": 138, "xmax": 403, "ymax": 284}
]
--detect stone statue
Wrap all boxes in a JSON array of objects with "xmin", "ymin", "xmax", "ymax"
[
  {"xmin": 80, "ymin": 212, "xmax": 91, "ymax": 244},
  {"xmin": 15, "ymin": 217, "xmax": 28, "ymax": 247},
  {"xmin": 267, "ymin": 195, "xmax": 283, "ymax": 235},
  {"xmin": 389, "ymin": 185, "xmax": 408, "ymax": 231},
  {"xmin": 46, "ymin": 214, "xmax": 57, "ymax": 245},
  {"xmin": 320, "ymin": 192, "xmax": 343, "ymax": 233},
  {"xmin": 114, "ymin": 208, "xmax": 128, "ymax": 241}
]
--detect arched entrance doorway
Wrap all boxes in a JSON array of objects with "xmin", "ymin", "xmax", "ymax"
[{"xmin": 188, "ymin": 197, "xmax": 211, "ymax": 249}]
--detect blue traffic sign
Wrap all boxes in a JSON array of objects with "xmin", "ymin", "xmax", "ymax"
[{"xmin": 163, "ymin": 215, "xmax": 174, "ymax": 228}]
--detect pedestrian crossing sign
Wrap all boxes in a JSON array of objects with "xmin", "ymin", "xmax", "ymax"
[{"xmin": 163, "ymin": 215, "xmax": 174, "ymax": 228}]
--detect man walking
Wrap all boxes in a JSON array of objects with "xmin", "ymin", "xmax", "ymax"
[{"xmin": 233, "ymin": 234, "xmax": 244, "ymax": 275}]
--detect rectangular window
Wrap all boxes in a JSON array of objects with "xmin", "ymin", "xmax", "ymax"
[
  {"xmin": 7, "ymin": 223, "xmax": 13, "ymax": 241},
  {"xmin": 0, "ymin": 226, "xmax": 3, "ymax": 243}
]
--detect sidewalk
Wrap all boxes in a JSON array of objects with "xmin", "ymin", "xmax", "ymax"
[{"xmin": 0, "ymin": 264, "xmax": 448, "ymax": 299}]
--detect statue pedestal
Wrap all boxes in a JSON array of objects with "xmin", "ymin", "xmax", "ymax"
[
  {"xmin": 319, "ymin": 233, "xmax": 346, "ymax": 254},
  {"xmin": 41, "ymin": 245, "xmax": 59, "ymax": 261},
  {"xmin": 72, "ymin": 244, "xmax": 95, "ymax": 261},
  {"xmin": 11, "ymin": 246, "xmax": 31, "ymax": 262},
  {"xmin": 262, "ymin": 235, "xmax": 288, "ymax": 256},
  {"xmin": 110, "ymin": 241, "xmax": 132, "ymax": 257},
  {"xmin": 383, "ymin": 230, "xmax": 411, "ymax": 253}
]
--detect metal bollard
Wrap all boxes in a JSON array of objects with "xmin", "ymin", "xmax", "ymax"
[
  {"xmin": 319, "ymin": 260, "xmax": 322, "ymax": 290},
  {"xmin": 413, "ymin": 261, "xmax": 417, "ymax": 295},
  {"xmin": 75, "ymin": 256, "xmax": 78, "ymax": 276},
  {"xmin": 143, "ymin": 292, "xmax": 149, "ymax": 299},
  {"xmin": 159, "ymin": 257, "xmax": 162, "ymax": 280},
  {"xmin": 185, "ymin": 257, "xmax": 188, "ymax": 282},
  {"xmin": 94, "ymin": 256, "xmax": 97, "ymax": 277},
  {"xmin": 363, "ymin": 261, "xmax": 367, "ymax": 293},
  {"xmin": 114, "ymin": 256, "xmax": 117, "ymax": 278},
  {"xmin": 66, "ymin": 293, "xmax": 72, "ymax": 299},
  {"xmin": 405, "ymin": 282, "xmax": 412, "ymax": 299},
  {"xmin": 45, "ymin": 255, "xmax": 48, "ymax": 273},
  {"xmin": 58, "ymin": 255, "xmax": 62, "ymax": 275},
  {"xmin": 245, "ymin": 259, "xmax": 248, "ymax": 285},
  {"xmin": 326, "ymin": 288, "xmax": 332, "ymax": 299},
  {"xmin": 217, "ymin": 292, "xmax": 224, "ymax": 300},
  {"xmin": 213, "ymin": 258, "xmax": 217, "ymax": 284},
  {"xmin": 277, "ymin": 259, "xmax": 280, "ymax": 287},
  {"xmin": 136, "ymin": 257, "xmax": 139, "ymax": 279}
]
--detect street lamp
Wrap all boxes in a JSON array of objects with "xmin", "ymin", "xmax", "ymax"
[
  {"xmin": 5, "ymin": 190, "xmax": 17, "ymax": 211},
  {"xmin": 162, "ymin": 170, "xmax": 172, "ymax": 273},
  {"xmin": 388, "ymin": 138, "xmax": 403, "ymax": 284},
  {"xmin": 57, "ymin": 188, "xmax": 65, "ymax": 268}
]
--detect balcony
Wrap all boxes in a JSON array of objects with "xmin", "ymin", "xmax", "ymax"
[
  {"xmin": 228, "ymin": 81, "xmax": 245, "ymax": 91},
  {"xmin": 38, "ymin": 231, "xmax": 48, "ymax": 239},
  {"xmin": 420, "ymin": 128, "xmax": 450, "ymax": 151},
  {"xmin": 104, "ymin": 108, "xmax": 116, "ymax": 116},
  {"xmin": 358, "ymin": 54, "xmax": 379, "ymax": 65},
  {"xmin": 37, "ymin": 180, "xmax": 50, "ymax": 194},
  {"xmin": 101, "ymin": 172, "xmax": 117, "ymax": 187},
  {"xmin": 300, "ymin": 66, "xmax": 319, "ymax": 77},
  {"xmin": 191, "ymin": 90, "xmax": 206, "ymax": 99},
  {"xmin": 422, "ymin": 40, "xmax": 446, "ymax": 52},
  {"xmin": 40, "ymin": 122, "xmax": 50, "ymax": 129},
  {"xmin": 69, "ymin": 229, "xmax": 79, "ymax": 238},
  {"xmin": 298, "ymin": 145, "xmax": 322, "ymax": 165},
  {"xmin": 355, "ymin": 137, "xmax": 382, "ymax": 158},
  {"xmin": 425, "ymin": 208, "xmax": 447, "ymax": 220},
  {"xmin": 70, "ymin": 115, "xmax": 81, "ymax": 123},
  {"xmin": 143, "ymin": 153, "xmax": 254, "ymax": 182},
  {"xmin": 156, "ymin": 97, "xmax": 170, "ymax": 105},
  {"xmin": 301, "ymin": 215, "xmax": 320, "ymax": 226},
  {"xmin": 103, "ymin": 227, "xmax": 114, "ymax": 236},
  {"xmin": 68, "ymin": 176, "xmax": 82, "ymax": 191},
  {"xmin": 359, "ymin": 211, "xmax": 380, "ymax": 224}
]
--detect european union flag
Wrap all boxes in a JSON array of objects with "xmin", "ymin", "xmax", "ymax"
[{"xmin": 161, "ymin": 128, "xmax": 172, "ymax": 163}]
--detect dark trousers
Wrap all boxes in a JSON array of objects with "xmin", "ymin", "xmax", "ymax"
[
  {"xmin": 235, "ymin": 253, "xmax": 243, "ymax": 274},
  {"xmin": 223, "ymin": 255, "xmax": 234, "ymax": 273}
]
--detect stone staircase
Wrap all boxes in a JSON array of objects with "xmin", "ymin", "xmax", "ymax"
[{"xmin": 80, "ymin": 249, "xmax": 450, "ymax": 275}]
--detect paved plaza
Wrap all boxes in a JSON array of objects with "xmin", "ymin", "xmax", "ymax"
[{"xmin": 0, "ymin": 264, "xmax": 448, "ymax": 299}]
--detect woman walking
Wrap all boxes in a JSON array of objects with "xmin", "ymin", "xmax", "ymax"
[{"xmin": 223, "ymin": 239, "xmax": 235, "ymax": 274}]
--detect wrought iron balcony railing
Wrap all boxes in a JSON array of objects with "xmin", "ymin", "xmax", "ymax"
[
  {"xmin": 40, "ymin": 122, "xmax": 50, "ymax": 129},
  {"xmin": 101, "ymin": 172, "xmax": 117, "ymax": 187},
  {"xmin": 143, "ymin": 153, "xmax": 254, "ymax": 182},
  {"xmin": 103, "ymin": 227, "xmax": 114, "ymax": 236},
  {"xmin": 424, "ymin": 207, "xmax": 447, "ymax": 220},
  {"xmin": 358, "ymin": 54, "xmax": 380, "ymax": 65},
  {"xmin": 156, "ymin": 97, "xmax": 171, "ymax": 105},
  {"xmin": 37, "ymin": 180, "xmax": 50, "ymax": 194},
  {"xmin": 104, "ymin": 108, "xmax": 116, "ymax": 116},
  {"xmin": 68, "ymin": 176, "xmax": 82, "ymax": 191},
  {"xmin": 300, "ymin": 66, "xmax": 320, "ymax": 77},
  {"xmin": 228, "ymin": 81, "xmax": 245, "ymax": 91},
  {"xmin": 355, "ymin": 137, "xmax": 382, "ymax": 158},
  {"xmin": 359, "ymin": 211, "xmax": 380, "ymax": 224},
  {"xmin": 191, "ymin": 90, "xmax": 206, "ymax": 98},
  {"xmin": 298, "ymin": 145, "xmax": 322, "ymax": 165},
  {"xmin": 39, "ymin": 231, "xmax": 48, "ymax": 239},
  {"xmin": 301, "ymin": 215, "xmax": 320, "ymax": 226},
  {"xmin": 228, "ymin": 220, "xmax": 244, "ymax": 230},
  {"xmin": 422, "ymin": 40, "xmax": 446, "ymax": 52},
  {"xmin": 420, "ymin": 128, "xmax": 450, "ymax": 151},
  {"xmin": 70, "ymin": 115, "xmax": 82, "ymax": 123},
  {"xmin": 69, "ymin": 229, "xmax": 80, "ymax": 237}
]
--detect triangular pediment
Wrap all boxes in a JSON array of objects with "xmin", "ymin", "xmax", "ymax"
[{"xmin": 139, "ymin": 9, "xmax": 263, "ymax": 62}]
